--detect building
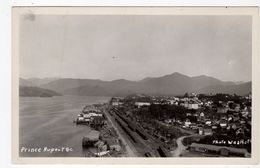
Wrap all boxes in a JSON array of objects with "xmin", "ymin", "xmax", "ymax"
[
  {"xmin": 212, "ymin": 125, "xmax": 218, "ymax": 130},
  {"xmin": 164, "ymin": 119, "xmax": 172, "ymax": 124},
  {"xmin": 198, "ymin": 128, "xmax": 213, "ymax": 135},
  {"xmin": 76, "ymin": 106, "xmax": 104, "ymax": 125},
  {"xmin": 184, "ymin": 119, "xmax": 192, "ymax": 127},
  {"xmin": 110, "ymin": 97, "xmax": 123, "ymax": 106},
  {"xmin": 205, "ymin": 120, "xmax": 212, "ymax": 126},
  {"xmin": 234, "ymin": 104, "xmax": 241, "ymax": 112},
  {"xmin": 167, "ymin": 99, "xmax": 175, "ymax": 105},
  {"xmin": 188, "ymin": 143, "xmax": 249, "ymax": 157},
  {"xmin": 184, "ymin": 102, "xmax": 189, "ymax": 108},
  {"xmin": 204, "ymin": 128, "xmax": 213, "ymax": 136},
  {"xmin": 188, "ymin": 103, "xmax": 199, "ymax": 109},
  {"xmin": 135, "ymin": 102, "xmax": 151, "ymax": 108},
  {"xmin": 106, "ymin": 138, "xmax": 121, "ymax": 152},
  {"xmin": 82, "ymin": 130, "xmax": 100, "ymax": 147},
  {"xmin": 199, "ymin": 112, "xmax": 205, "ymax": 117},
  {"xmin": 198, "ymin": 128, "xmax": 204, "ymax": 135},
  {"xmin": 219, "ymin": 120, "xmax": 228, "ymax": 128},
  {"xmin": 217, "ymin": 107, "xmax": 228, "ymax": 113}
]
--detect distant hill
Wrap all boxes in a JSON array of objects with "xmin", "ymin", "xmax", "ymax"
[
  {"xmin": 31, "ymin": 72, "xmax": 251, "ymax": 96},
  {"xmin": 19, "ymin": 77, "xmax": 59, "ymax": 87},
  {"xmin": 19, "ymin": 86, "xmax": 62, "ymax": 97},
  {"xmin": 25, "ymin": 77, "xmax": 59, "ymax": 86},
  {"xmin": 134, "ymin": 73, "xmax": 235, "ymax": 96},
  {"xmin": 19, "ymin": 78, "xmax": 35, "ymax": 87},
  {"xmin": 197, "ymin": 81, "xmax": 252, "ymax": 95}
]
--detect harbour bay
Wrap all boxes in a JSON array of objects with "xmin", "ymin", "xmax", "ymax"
[{"xmin": 19, "ymin": 95, "xmax": 110, "ymax": 157}]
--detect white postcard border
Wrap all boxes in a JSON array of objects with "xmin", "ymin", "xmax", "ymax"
[{"xmin": 12, "ymin": 6, "xmax": 259, "ymax": 165}]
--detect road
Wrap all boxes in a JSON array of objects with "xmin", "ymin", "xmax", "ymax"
[
  {"xmin": 171, "ymin": 135, "xmax": 191, "ymax": 157},
  {"xmin": 157, "ymin": 120, "xmax": 195, "ymax": 157},
  {"xmin": 171, "ymin": 134, "xmax": 206, "ymax": 157}
]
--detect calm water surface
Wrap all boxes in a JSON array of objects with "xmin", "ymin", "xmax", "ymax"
[{"xmin": 19, "ymin": 95, "xmax": 110, "ymax": 157}]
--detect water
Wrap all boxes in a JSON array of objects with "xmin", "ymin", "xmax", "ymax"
[{"xmin": 19, "ymin": 95, "xmax": 111, "ymax": 157}]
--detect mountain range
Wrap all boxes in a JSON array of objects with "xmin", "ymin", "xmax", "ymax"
[
  {"xmin": 19, "ymin": 86, "xmax": 62, "ymax": 97},
  {"xmin": 19, "ymin": 72, "xmax": 251, "ymax": 96}
]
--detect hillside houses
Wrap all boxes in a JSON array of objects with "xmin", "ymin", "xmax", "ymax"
[
  {"xmin": 109, "ymin": 92, "xmax": 251, "ymax": 157},
  {"xmin": 110, "ymin": 93, "xmax": 251, "ymax": 144}
]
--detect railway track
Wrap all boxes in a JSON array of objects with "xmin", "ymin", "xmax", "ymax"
[{"xmin": 109, "ymin": 107, "xmax": 170, "ymax": 157}]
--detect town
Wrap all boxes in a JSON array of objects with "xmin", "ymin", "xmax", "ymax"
[
  {"xmin": 75, "ymin": 92, "xmax": 251, "ymax": 157},
  {"xmin": 108, "ymin": 92, "xmax": 252, "ymax": 157}
]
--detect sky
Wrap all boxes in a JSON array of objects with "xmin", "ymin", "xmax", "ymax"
[{"xmin": 20, "ymin": 15, "xmax": 252, "ymax": 82}]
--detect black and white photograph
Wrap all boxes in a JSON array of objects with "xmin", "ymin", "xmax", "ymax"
[{"xmin": 12, "ymin": 7, "xmax": 259, "ymax": 164}]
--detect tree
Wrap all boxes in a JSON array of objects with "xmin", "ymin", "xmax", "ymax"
[{"xmin": 184, "ymin": 92, "xmax": 189, "ymax": 98}]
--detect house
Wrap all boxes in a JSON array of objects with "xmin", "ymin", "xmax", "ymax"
[
  {"xmin": 181, "ymin": 98, "xmax": 189, "ymax": 101},
  {"xmin": 173, "ymin": 97, "xmax": 180, "ymax": 101},
  {"xmin": 184, "ymin": 119, "xmax": 191, "ymax": 127},
  {"xmin": 231, "ymin": 123, "xmax": 237, "ymax": 130},
  {"xmin": 204, "ymin": 128, "xmax": 213, "ymax": 136},
  {"xmin": 112, "ymin": 101, "xmax": 120, "ymax": 106},
  {"xmin": 84, "ymin": 118, "xmax": 91, "ymax": 122},
  {"xmin": 186, "ymin": 113, "xmax": 192, "ymax": 116},
  {"xmin": 184, "ymin": 102, "xmax": 189, "ymax": 108},
  {"xmin": 198, "ymin": 128, "xmax": 204, "ymax": 135},
  {"xmin": 111, "ymin": 101, "xmax": 123, "ymax": 106},
  {"xmin": 227, "ymin": 125, "xmax": 232, "ymax": 130},
  {"xmin": 77, "ymin": 116, "xmax": 84, "ymax": 123},
  {"xmin": 193, "ymin": 113, "xmax": 199, "ymax": 117},
  {"xmin": 180, "ymin": 102, "xmax": 185, "ymax": 107},
  {"xmin": 241, "ymin": 111, "xmax": 249, "ymax": 117},
  {"xmin": 198, "ymin": 128, "xmax": 213, "ymax": 135},
  {"xmin": 83, "ymin": 113, "xmax": 90, "ymax": 118},
  {"xmin": 227, "ymin": 115, "xmax": 234, "ymax": 121},
  {"xmin": 212, "ymin": 125, "xmax": 218, "ymax": 130},
  {"xmin": 199, "ymin": 112, "xmax": 205, "ymax": 117},
  {"xmin": 240, "ymin": 120, "xmax": 246, "ymax": 124},
  {"xmin": 205, "ymin": 120, "xmax": 212, "ymax": 126},
  {"xmin": 236, "ymin": 128, "xmax": 245, "ymax": 136},
  {"xmin": 190, "ymin": 123, "xmax": 198, "ymax": 129},
  {"xmin": 153, "ymin": 101, "xmax": 160, "ymax": 105},
  {"xmin": 168, "ymin": 100, "xmax": 175, "ymax": 105},
  {"xmin": 219, "ymin": 120, "xmax": 227, "ymax": 128},
  {"xmin": 89, "ymin": 112, "xmax": 103, "ymax": 117},
  {"xmin": 234, "ymin": 104, "xmax": 241, "ymax": 112}
]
